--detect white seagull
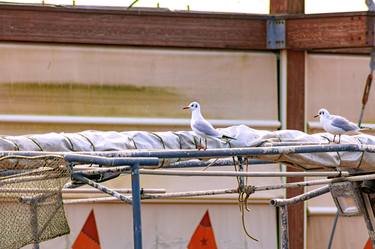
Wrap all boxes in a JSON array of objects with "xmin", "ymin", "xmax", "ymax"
[
  {"xmin": 314, "ymin": 108, "xmax": 359, "ymax": 143},
  {"xmin": 183, "ymin": 101, "xmax": 235, "ymax": 149}
]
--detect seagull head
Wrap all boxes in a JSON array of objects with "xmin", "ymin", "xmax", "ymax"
[
  {"xmin": 314, "ymin": 108, "xmax": 330, "ymax": 118},
  {"xmin": 183, "ymin": 101, "xmax": 200, "ymax": 111}
]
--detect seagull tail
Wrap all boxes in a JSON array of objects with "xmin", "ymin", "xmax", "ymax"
[{"xmin": 221, "ymin": 135, "xmax": 236, "ymax": 140}]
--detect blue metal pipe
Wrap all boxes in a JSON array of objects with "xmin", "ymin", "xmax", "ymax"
[
  {"xmin": 131, "ymin": 163, "xmax": 143, "ymax": 249},
  {"xmin": 64, "ymin": 154, "xmax": 159, "ymax": 166}
]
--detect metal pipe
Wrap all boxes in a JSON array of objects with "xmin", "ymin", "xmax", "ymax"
[
  {"xmin": 327, "ymin": 212, "xmax": 339, "ymax": 249},
  {"xmin": 255, "ymin": 173, "xmax": 375, "ymax": 192},
  {"xmin": 72, "ymin": 174, "xmax": 132, "ymax": 204},
  {"xmin": 73, "ymin": 166, "xmax": 130, "ymax": 175},
  {"xmin": 62, "ymin": 188, "xmax": 166, "ymax": 194},
  {"xmin": 1, "ymin": 143, "xmax": 374, "ymax": 159},
  {"xmin": 64, "ymin": 196, "xmax": 128, "ymax": 204},
  {"xmin": 280, "ymin": 205, "xmax": 289, "ymax": 249},
  {"xmin": 64, "ymin": 154, "xmax": 159, "ymax": 166},
  {"xmin": 270, "ymin": 185, "xmax": 330, "ymax": 207},
  {"xmin": 135, "ymin": 169, "xmax": 350, "ymax": 178},
  {"xmin": 165, "ymin": 159, "xmax": 272, "ymax": 168},
  {"xmin": 141, "ymin": 188, "xmax": 238, "ymax": 199},
  {"xmin": 131, "ymin": 163, "xmax": 143, "ymax": 249}
]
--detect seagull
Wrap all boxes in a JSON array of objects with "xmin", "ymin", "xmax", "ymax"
[
  {"xmin": 314, "ymin": 108, "xmax": 359, "ymax": 143},
  {"xmin": 183, "ymin": 101, "xmax": 235, "ymax": 149}
]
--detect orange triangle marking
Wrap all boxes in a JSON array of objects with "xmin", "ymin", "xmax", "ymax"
[
  {"xmin": 188, "ymin": 210, "xmax": 218, "ymax": 249},
  {"xmin": 364, "ymin": 239, "xmax": 373, "ymax": 249},
  {"xmin": 72, "ymin": 209, "xmax": 101, "ymax": 249}
]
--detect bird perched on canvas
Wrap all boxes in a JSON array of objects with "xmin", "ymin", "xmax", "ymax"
[
  {"xmin": 183, "ymin": 101, "xmax": 235, "ymax": 150},
  {"xmin": 314, "ymin": 108, "xmax": 360, "ymax": 143}
]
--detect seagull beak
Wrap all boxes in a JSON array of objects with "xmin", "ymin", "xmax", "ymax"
[
  {"xmin": 182, "ymin": 106, "xmax": 190, "ymax": 110},
  {"xmin": 314, "ymin": 114, "xmax": 320, "ymax": 118}
]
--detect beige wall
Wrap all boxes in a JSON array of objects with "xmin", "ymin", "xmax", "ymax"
[
  {"xmin": 0, "ymin": 43, "xmax": 280, "ymax": 249},
  {"xmin": 306, "ymin": 53, "xmax": 374, "ymax": 249},
  {"xmin": 306, "ymin": 54, "xmax": 374, "ymax": 123},
  {"xmin": 0, "ymin": 43, "xmax": 278, "ymax": 120},
  {"xmin": 22, "ymin": 202, "xmax": 278, "ymax": 249}
]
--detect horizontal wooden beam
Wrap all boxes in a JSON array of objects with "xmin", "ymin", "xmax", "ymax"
[
  {"xmin": 0, "ymin": 5, "xmax": 374, "ymax": 51},
  {"xmin": 286, "ymin": 12, "xmax": 374, "ymax": 49},
  {"xmin": 0, "ymin": 4, "xmax": 267, "ymax": 49}
]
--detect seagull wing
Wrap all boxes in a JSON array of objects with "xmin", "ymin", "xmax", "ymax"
[
  {"xmin": 192, "ymin": 119, "xmax": 220, "ymax": 137},
  {"xmin": 331, "ymin": 116, "xmax": 358, "ymax": 132}
]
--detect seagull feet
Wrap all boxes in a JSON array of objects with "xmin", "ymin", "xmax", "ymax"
[{"xmin": 197, "ymin": 144, "xmax": 207, "ymax": 150}]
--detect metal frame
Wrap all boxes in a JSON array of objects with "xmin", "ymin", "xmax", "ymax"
[{"xmin": 5, "ymin": 143, "xmax": 375, "ymax": 249}]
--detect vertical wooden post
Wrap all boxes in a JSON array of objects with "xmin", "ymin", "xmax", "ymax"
[{"xmin": 270, "ymin": 1, "xmax": 306, "ymax": 249}]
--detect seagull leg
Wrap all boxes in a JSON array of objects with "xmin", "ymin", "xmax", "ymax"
[
  {"xmin": 204, "ymin": 138, "xmax": 207, "ymax": 151},
  {"xmin": 338, "ymin": 135, "xmax": 341, "ymax": 144},
  {"xmin": 332, "ymin": 135, "xmax": 336, "ymax": 144},
  {"xmin": 197, "ymin": 137, "xmax": 204, "ymax": 150}
]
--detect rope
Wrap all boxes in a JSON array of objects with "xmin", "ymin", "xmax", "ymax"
[
  {"xmin": 149, "ymin": 132, "xmax": 166, "ymax": 168},
  {"xmin": 78, "ymin": 133, "xmax": 96, "ymax": 151},
  {"xmin": 358, "ymin": 48, "xmax": 374, "ymax": 127},
  {"xmin": 61, "ymin": 135, "xmax": 75, "ymax": 152}
]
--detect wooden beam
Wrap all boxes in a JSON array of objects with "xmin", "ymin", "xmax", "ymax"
[
  {"xmin": 270, "ymin": 0, "xmax": 304, "ymax": 14},
  {"xmin": 0, "ymin": 4, "xmax": 373, "ymax": 51},
  {"xmin": 287, "ymin": 12, "xmax": 374, "ymax": 49},
  {"xmin": 270, "ymin": 1, "xmax": 305, "ymax": 249},
  {"xmin": 0, "ymin": 4, "xmax": 267, "ymax": 49},
  {"xmin": 285, "ymin": 50, "xmax": 305, "ymax": 249}
]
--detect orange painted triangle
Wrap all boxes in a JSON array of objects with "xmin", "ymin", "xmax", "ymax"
[
  {"xmin": 188, "ymin": 210, "xmax": 218, "ymax": 249},
  {"xmin": 72, "ymin": 210, "xmax": 101, "ymax": 249},
  {"xmin": 364, "ymin": 239, "xmax": 373, "ymax": 249}
]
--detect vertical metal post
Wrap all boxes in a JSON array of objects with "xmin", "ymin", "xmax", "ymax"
[
  {"xmin": 131, "ymin": 163, "xmax": 143, "ymax": 249},
  {"xmin": 30, "ymin": 200, "xmax": 40, "ymax": 249},
  {"xmin": 280, "ymin": 205, "xmax": 289, "ymax": 249}
]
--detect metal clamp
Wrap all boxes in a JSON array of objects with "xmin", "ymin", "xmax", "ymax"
[{"xmin": 267, "ymin": 17, "xmax": 286, "ymax": 49}]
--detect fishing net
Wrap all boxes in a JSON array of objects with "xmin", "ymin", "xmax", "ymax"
[{"xmin": 0, "ymin": 156, "xmax": 70, "ymax": 249}]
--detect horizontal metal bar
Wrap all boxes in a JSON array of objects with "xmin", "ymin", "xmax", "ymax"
[
  {"xmin": 0, "ymin": 114, "xmax": 280, "ymax": 128},
  {"xmin": 165, "ymin": 159, "xmax": 273, "ymax": 168},
  {"xmin": 64, "ymin": 154, "xmax": 159, "ymax": 166},
  {"xmin": 64, "ymin": 196, "xmax": 124, "ymax": 204},
  {"xmin": 62, "ymin": 188, "xmax": 166, "ymax": 194},
  {"xmin": 2, "ymin": 143, "xmax": 375, "ymax": 159},
  {"xmin": 73, "ymin": 166, "xmax": 130, "ymax": 175},
  {"xmin": 141, "ymin": 188, "xmax": 238, "ymax": 199},
  {"xmin": 254, "ymin": 173, "xmax": 375, "ymax": 191},
  {"xmin": 270, "ymin": 185, "xmax": 331, "ymax": 207},
  {"xmin": 135, "ymin": 169, "xmax": 350, "ymax": 177}
]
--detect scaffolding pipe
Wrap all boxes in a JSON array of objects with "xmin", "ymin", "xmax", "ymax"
[
  {"xmin": 1, "ymin": 143, "xmax": 375, "ymax": 159},
  {"xmin": 135, "ymin": 169, "xmax": 350, "ymax": 178},
  {"xmin": 165, "ymin": 159, "xmax": 272, "ymax": 168},
  {"xmin": 62, "ymin": 188, "xmax": 166, "ymax": 194},
  {"xmin": 74, "ymin": 166, "xmax": 130, "ymax": 175},
  {"xmin": 254, "ymin": 173, "xmax": 375, "ymax": 192},
  {"xmin": 73, "ymin": 174, "xmax": 132, "ymax": 204},
  {"xmin": 141, "ymin": 188, "xmax": 238, "ymax": 199},
  {"xmin": 64, "ymin": 154, "xmax": 159, "ymax": 166},
  {"xmin": 280, "ymin": 205, "xmax": 289, "ymax": 249},
  {"xmin": 270, "ymin": 185, "xmax": 331, "ymax": 207}
]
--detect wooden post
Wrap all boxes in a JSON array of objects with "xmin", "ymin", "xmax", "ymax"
[{"xmin": 270, "ymin": 1, "xmax": 305, "ymax": 249}]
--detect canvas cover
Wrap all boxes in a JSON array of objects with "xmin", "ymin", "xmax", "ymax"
[{"xmin": 0, "ymin": 125, "xmax": 374, "ymax": 171}]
